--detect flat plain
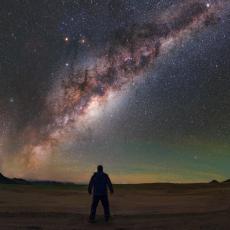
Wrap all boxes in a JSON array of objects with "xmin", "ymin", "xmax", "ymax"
[{"xmin": 0, "ymin": 183, "xmax": 229, "ymax": 229}]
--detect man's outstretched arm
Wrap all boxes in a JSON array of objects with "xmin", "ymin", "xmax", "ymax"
[
  {"xmin": 106, "ymin": 175, "xmax": 114, "ymax": 194},
  {"xmin": 88, "ymin": 174, "xmax": 95, "ymax": 194}
]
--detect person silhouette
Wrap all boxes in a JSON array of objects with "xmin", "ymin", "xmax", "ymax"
[{"xmin": 88, "ymin": 165, "xmax": 114, "ymax": 223}]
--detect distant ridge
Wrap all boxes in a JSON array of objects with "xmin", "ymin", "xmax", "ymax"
[
  {"xmin": 0, "ymin": 172, "xmax": 229, "ymax": 186},
  {"xmin": 209, "ymin": 180, "xmax": 219, "ymax": 184},
  {"xmin": 223, "ymin": 179, "xmax": 230, "ymax": 183},
  {"xmin": 0, "ymin": 173, "xmax": 30, "ymax": 184},
  {"xmin": 0, "ymin": 172, "xmax": 75, "ymax": 186}
]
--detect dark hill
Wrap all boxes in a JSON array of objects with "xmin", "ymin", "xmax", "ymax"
[
  {"xmin": 0, "ymin": 172, "xmax": 75, "ymax": 186},
  {"xmin": 0, "ymin": 173, "xmax": 30, "ymax": 184},
  {"xmin": 209, "ymin": 180, "xmax": 219, "ymax": 184},
  {"xmin": 0, "ymin": 173, "xmax": 14, "ymax": 184}
]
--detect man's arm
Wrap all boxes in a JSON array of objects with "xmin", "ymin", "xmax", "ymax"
[
  {"xmin": 88, "ymin": 174, "xmax": 95, "ymax": 194},
  {"xmin": 106, "ymin": 174, "xmax": 114, "ymax": 194}
]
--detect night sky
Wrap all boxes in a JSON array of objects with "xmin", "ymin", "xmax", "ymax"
[{"xmin": 0, "ymin": 0, "xmax": 230, "ymax": 183}]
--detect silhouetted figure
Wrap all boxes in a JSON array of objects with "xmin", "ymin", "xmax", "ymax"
[{"xmin": 88, "ymin": 165, "xmax": 114, "ymax": 223}]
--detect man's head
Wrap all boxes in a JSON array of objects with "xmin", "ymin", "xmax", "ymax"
[{"xmin": 97, "ymin": 165, "xmax": 103, "ymax": 172}]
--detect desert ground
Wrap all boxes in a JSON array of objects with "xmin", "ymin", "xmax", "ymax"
[{"xmin": 0, "ymin": 183, "xmax": 229, "ymax": 229}]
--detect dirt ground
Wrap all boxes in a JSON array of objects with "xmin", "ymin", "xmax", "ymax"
[{"xmin": 0, "ymin": 183, "xmax": 229, "ymax": 229}]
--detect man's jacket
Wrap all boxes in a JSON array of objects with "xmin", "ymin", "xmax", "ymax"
[{"xmin": 88, "ymin": 172, "xmax": 114, "ymax": 196}]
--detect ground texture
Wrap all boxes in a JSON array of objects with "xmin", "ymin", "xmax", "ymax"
[{"xmin": 0, "ymin": 183, "xmax": 229, "ymax": 229}]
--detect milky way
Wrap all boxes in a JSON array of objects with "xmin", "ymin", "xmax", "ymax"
[{"xmin": 1, "ymin": 0, "xmax": 229, "ymax": 180}]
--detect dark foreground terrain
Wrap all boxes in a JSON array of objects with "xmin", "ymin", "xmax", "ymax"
[{"xmin": 0, "ymin": 182, "xmax": 230, "ymax": 229}]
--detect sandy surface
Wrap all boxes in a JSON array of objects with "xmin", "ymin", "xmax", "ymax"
[{"xmin": 0, "ymin": 183, "xmax": 229, "ymax": 229}]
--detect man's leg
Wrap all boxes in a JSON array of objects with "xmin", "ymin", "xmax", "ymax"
[
  {"xmin": 89, "ymin": 195, "xmax": 99, "ymax": 222},
  {"xmin": 101, "ymin": 195, "xmax": 110, "ymax": 222}
]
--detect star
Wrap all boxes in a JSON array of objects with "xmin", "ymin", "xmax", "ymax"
[
  {"xmin": 64, "ymin": 37, "xmax": 69, "ymax": 42},
  {"xmin": 193, "ymin": 155, "xmax": 198, "ymax": 160},
  {"xmin": 80, "ymin": 38, "xmax": 85, "ymax": 44},
  {"xmin": 9, "ymin": 97, "xmax": 14, "ymax": 103},
  {"xmin": 79, "ymin": 36, "xmax": 87, "ymax": 45}
]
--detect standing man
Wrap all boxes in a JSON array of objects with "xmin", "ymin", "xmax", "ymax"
[{"xmin": 88, "ymin": 165, "xmax": 114, "ymax": 223}]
